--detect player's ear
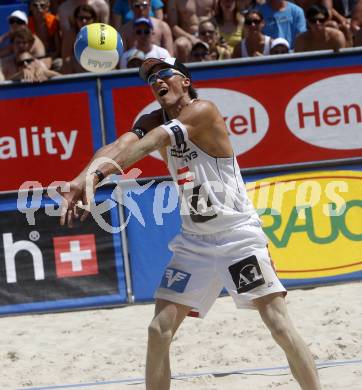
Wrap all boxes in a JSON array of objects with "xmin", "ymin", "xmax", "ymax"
[{"xmin": 182, "ymin": 77, "xmax": 191, "ymax": 88}]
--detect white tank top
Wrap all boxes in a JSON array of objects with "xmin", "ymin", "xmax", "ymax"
[
  {"xmin": 164, "ymin": 119, "xmax": 261, "ymax": 234},
  {"xmin": 241, "ymin": 35, "xmax": 272, "ymax": 57}
]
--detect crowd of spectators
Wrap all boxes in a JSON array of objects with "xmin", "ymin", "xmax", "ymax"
[{"xmin": 1, "ymin": 0, "xmax": 362, "ymax": 82}]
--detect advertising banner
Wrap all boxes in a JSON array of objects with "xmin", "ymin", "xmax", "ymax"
[
  {"xmin": 107, "ymin": 64, "xmax": 362, "ymax": 177},
  {"xmin": 247, "ymin": 169, "xmax": 362, "ymax": 287},
  {"xmin": 0, "ymin": 188, "xmax": 126, "ymax": 315},
  {"xmin": 124, "ymin": 169, "xmax": 361, "ymax": 301},
  {"xmin": 0, "ymin": 81, "xmax": 103, "ymax": 192}
]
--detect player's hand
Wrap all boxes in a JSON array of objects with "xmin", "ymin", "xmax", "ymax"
[{"xmin": 58, "ymin": 180, "xmax": 82, "ymax": 227}]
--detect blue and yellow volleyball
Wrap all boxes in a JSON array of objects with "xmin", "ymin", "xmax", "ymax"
[{"xmin": 74, "ymin": 23, "xmax": 123, "ymax": 72}]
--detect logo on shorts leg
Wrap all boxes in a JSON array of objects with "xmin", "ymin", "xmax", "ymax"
[
  {"xmin": 228, "ymin": 255, "xmax": 265, "ymax": 293},
  {"xmin": 160, "ymin": 268, "xmax": 191, "ymax": 293}
]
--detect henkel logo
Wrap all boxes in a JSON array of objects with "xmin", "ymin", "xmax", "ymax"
[
  {"xmin": 53, "ymin": 234, "xmax": 98, "ymax": 278},
  {"xmin": 3, "ymin": 232, "xmax": 45, "ymax": 283},
  {"xmin": 134, "ymin": 88, "xmax": 269, "ymax": 159},
  {"xmin": 285, "ymin": 74, "xmax": 362, "ymax": 150},
  {"xmin": 2, "ymin": 232, "xmax": 98, "ymax": 283},
  {"xmin": 0, "ymin": 126, "xmax": 78, "ymax": 160}
]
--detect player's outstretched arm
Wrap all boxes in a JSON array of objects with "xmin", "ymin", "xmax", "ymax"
[{"xmin": 58, "ymin": 131, "xmax": 140, "ymax": 226}]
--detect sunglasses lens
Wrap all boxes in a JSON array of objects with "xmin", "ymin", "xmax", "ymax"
[
  {"xmin": 10, "ymin": 18, "xmax": 25, "ymax": 25},
  {"xmin": 310, "ymin": 17, "xmax": 326, "ymax": 23},
  {"xmin": 245, "ymin": 19, "xmax": 261, "ymax": 25},
  {"xmin": 148, "ymin": 69, "xmax": 174, "ymax": 84},
  {"xmin": 136, "ymin": 28, "xmax": 150, "ymax": 35}
]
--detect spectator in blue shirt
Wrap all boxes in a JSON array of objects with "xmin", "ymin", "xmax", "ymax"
[
  {"xmin": 112, "ymin": 0, "xmax": 164, "ymax": 29},
  {"xmin": 256, "ymin": 0, "xmax": 306, "ymax": 48}
]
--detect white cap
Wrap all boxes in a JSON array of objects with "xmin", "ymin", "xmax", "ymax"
[
  {"xmin": 127, "ymin": 48, "xmax": 146, "ymax": 63},
  {"xmin": 270, "ymin": 38, "xmax": 290, "ymax": 50},
  {"xmin": 8, "ymin": 10, "xmax": 28, "ymax": 24}
]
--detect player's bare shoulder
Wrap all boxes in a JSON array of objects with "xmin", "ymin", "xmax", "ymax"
[
  {"xmin": 133, "ymin": 108, "xmax": 164, "ymax": 134},
  {"xmin": 179, "ymin": 98, "xmax": 221, "ymax": 127}
]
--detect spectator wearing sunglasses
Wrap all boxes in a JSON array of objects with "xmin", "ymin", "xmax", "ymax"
[
  {"xmin": 28, "ymin": 0, "xmax": 61, "ymax": 63},
  {"xmin": 233, "ymin": 11, "xmax": 272, "ymax": 57},
  {"xmin": 0, "ymin": 10, "xmax": 28, "ymax": 53},
  {"xmin": 0, "ymin": 10, "xmax": 47, "ymax": 61},
  {"xmin": 120, "ymin": 17, "xmax": 170, "ymax": 68},
  {"xmin": 7, "ymin": 51, "xmax": 60, "ymax": 82},
  {"xmin": 294, "ymin": 4, "xmax": 346, "ymax": 52},
  {"xmin": 120, "ymin": 0, "xmax": 173, "ymax": 55},
  {"xmin": 58, "ymin": 0, "xmax": 110, "ymax": 74},
  {"xmin": 255, "ymin": 0, "xmax": 306, "ymax": 49},
  {"xmin": 63, "ymin": 4, "xmax": 99, "ymax": 73},
  {"xmin": 112, "ymin": 0, "xmax": 164, "ymax": 30},
  {"xmin": 1, "ymin": 27, "xmax": 50, "ymax": 80},
  {"xmin": 197, "ymin": 18, "xmax": 231, "ymax": 60}
]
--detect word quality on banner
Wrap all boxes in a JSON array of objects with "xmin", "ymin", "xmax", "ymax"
[
  {"xmin": 112, "ymin": 68, "xmax": 362, "ymax": 177},
  {"xmin": 0, "ymin": 89, "xmax": 101, "ymax": 193},
  {"xmin": 247, "ymin": 170, "xmax": 362, "ymax": 286},
  {"xmin": 0, "ymin": 193, "xmax": 126, "ymax": 315}
]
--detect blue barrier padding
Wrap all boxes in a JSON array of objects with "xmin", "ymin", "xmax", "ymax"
[
  {"xmin": 124, "ymin": 181, "xmax": 181, "ymax": 301},
  {"xmin": 282, "ymin": 271, "xmax": 362, "ymax": 288}
]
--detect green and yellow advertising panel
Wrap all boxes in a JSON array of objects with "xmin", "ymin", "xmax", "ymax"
[{"xmin": 247, "ymin": 170, "xmax": 362, "ymax": 286}]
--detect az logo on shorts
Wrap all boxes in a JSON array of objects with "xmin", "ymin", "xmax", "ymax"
[
  {"xmin": 160, "ymin": 268, "xmax": 191, "ymax": 293},
  {"xmin": 229, "ymin": 255, "xmax": 265, "ymax": 293}
]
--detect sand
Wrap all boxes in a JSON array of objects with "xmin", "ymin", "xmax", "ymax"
[{"xmin": 1, "ymin": 282, "xmax": 361, "ymax": 389}]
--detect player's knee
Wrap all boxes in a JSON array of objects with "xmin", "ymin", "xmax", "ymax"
[{"xmin": 147, "ymin": 319, "xmax": 173, "ymax": 348}]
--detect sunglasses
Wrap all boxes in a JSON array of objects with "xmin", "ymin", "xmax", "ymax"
[
  {"xmin": 77, "ymin": 15, "xmax": 94, "ymax": 21},
  {"xmin": 133, "ymin": 2, "xmax": 148, "ymax": 8},
  {"xmin": 9, "ymin": 18, "xmax": 26, "ymax": 25},
  {"xmin": 17, "ymin": 58, "xmax": 34, "ymax": 67},
  {"xmin": 199, "ymin": 30, "xmax": 215, "ymax": 36},
  {"xmin": 136, "ymin": 28, "xmax": 151, "ymax": 35},
  {"xmin": 33, "ymin": 2, "xmax": 48, "ymax": 9},
  {"xmin": 309, "ymin": 17, "xmax": 327, "ymax": 24},
  {"xmin": 147, "ymin": 68, "xmax": 185, "ymax": 85},
  {"xmin": 245, "ymin": 18, "xmax": 262, "ymax": 25}
]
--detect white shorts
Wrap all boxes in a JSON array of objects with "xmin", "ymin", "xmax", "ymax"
[{"xmin": 154, "ymin": 224, "xmax": 286, "ymax": 318}]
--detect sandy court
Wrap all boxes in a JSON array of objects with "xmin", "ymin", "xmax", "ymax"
[{"xmin": 1, "ymin": 282, "xmax": 361, "ymax": 390}]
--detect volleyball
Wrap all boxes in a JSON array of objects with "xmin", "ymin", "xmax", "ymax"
[{"xmin": 74, "ymin": 23, "xmax": 123, "ymax": 72}]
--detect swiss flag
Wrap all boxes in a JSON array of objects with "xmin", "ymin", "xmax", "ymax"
[{"xmin": 53, "ymin": 234, "xmax": 98, "ymax": 278}]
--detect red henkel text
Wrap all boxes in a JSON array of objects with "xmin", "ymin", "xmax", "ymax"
[
  {"xmin": 224, "ymin": 107, "xmax": 257, "ymax": 135},
  {"xmin": 297, "ymin": 101, "xmax": 362, "ymax": 128}
]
